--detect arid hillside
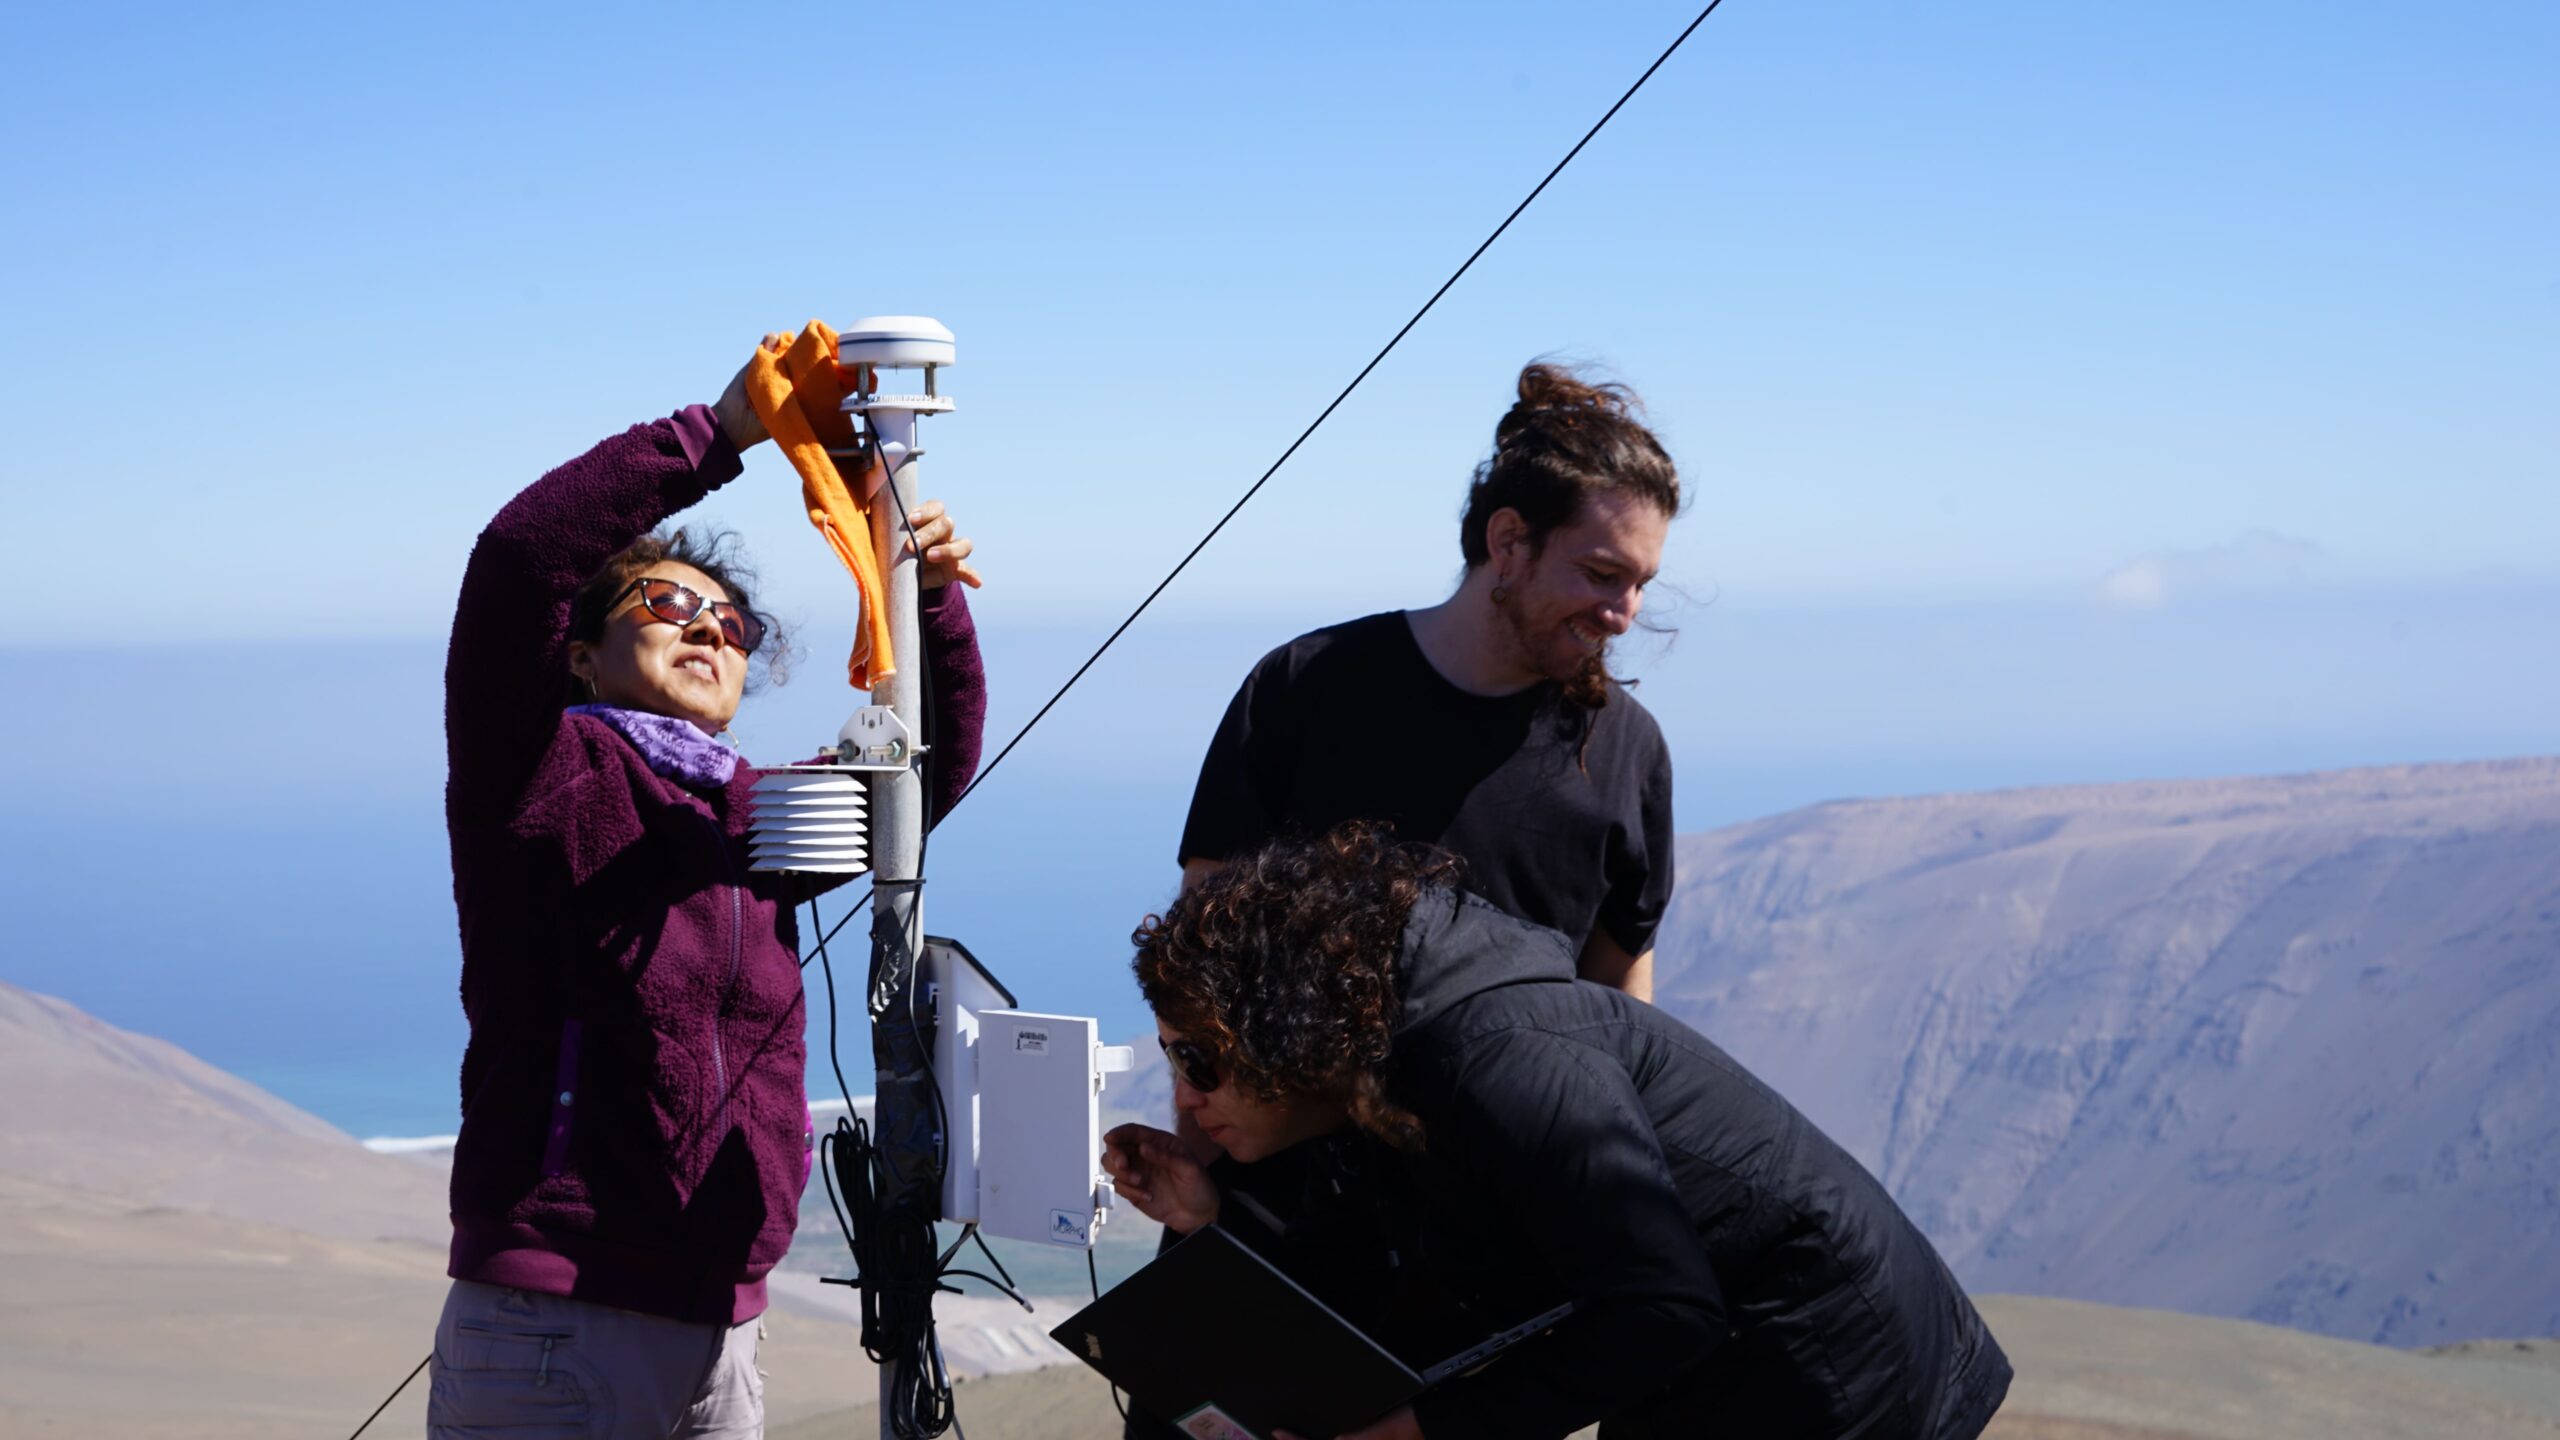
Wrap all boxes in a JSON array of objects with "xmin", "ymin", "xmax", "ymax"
[
  {"xmin": 0, "ymin": 980, "xmax": 1069, "ymax": 1438},
  {"xmin": 1652, "ymin": 756, "xmax": 2560, "ymax": 1345}
]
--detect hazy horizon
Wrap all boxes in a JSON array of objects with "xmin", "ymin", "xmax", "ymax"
[
  {"xmin": 11, "ymin": 1, "xmax": 2554, "ymax": 1138},
  {"xmin": 8, "ymin": 576, "xmax": 2555, "ymax": 1139}
]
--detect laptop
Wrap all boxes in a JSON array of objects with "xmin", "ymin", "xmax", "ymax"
[{"xmin": 1049, "ymin": 1224, "xmax": 1573, "ymax": 1440}]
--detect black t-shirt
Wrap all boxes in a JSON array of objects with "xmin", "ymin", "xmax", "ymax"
[{"xmin": 1179, "ymin": 611, "xmax": 1675, "ymax": 955}]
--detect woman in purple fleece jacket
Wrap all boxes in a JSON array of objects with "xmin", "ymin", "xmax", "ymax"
[{"xmin": 430, "ymin": 360, "xmax": 987, "ymax": 1438}]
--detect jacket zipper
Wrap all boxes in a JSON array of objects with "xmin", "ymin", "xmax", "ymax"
[{"xmin": 701, "ymin": 805, "xmax": 745, "ymax": 1140}]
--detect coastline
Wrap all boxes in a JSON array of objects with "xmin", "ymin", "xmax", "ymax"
[{"xmin": 360, "ymin": 1095, "xmax": 879, "ymax": 1160}]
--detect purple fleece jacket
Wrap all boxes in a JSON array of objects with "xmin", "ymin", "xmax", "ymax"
[{"xmin": 442, "ymin": 405, "xmax": 985, "ymax": 1325}]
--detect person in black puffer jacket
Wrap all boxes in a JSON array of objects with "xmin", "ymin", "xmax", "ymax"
[{"xmin": 1103, "ymin": 824, "xmax": 2011, "ymax": 1440}]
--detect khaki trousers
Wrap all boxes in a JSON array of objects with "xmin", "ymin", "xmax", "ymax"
[{"xmin": 427, "ymin": 1279, "xmax": 764, "ymax": 1439}]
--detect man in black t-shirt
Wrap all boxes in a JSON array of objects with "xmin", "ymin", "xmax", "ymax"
[
  {"xmin": 1181, "ymin": 611, "xmax": 1672, "ymax": 980},
  {"xmin": 1179, "ymin": 361, "xmax": 1682, "ymax": 999},
  {"xmin": 1139, "ymin": 363, "xmax": 1684, "ymax": 1439}
]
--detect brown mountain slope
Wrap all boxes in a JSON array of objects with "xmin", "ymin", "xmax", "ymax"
[
  {"xmin": 0, "ymin": 979, "xmax": 449, "ymax": 1246},
  {"xmin": 1652, "ymin": 756, "xmax": 2560, "ymax": 1345},
  {"xmin": 0, "ymin": 985, "xmax": 1075, "ymax": 1436}
]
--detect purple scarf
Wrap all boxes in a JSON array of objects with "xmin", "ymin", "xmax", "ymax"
[{"xmin": 566, "ymin": 705, "xmax": 739, "ymax": 789}]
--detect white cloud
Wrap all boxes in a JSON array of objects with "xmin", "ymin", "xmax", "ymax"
[{"xmin": 2096, "ymin": 530, "xmax": 2328, "ymax": 611}]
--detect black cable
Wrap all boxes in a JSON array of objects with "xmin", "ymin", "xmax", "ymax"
[
  {"xmin": 800, "ymin": 451, "xmax": 971, "ymax": 1439},
  {"xmin": 881, "ymin": 459, "xmax": 972, "ymax": 1439},
  {"xmin": 813, "ymin": 953, "xmax": 951, "ymax": 1440},
  {"xmin": 820, "ymin": 1119, "xmax": 862, "ymax": 1256},
  {"xmin": 874, "ymin": 467, "xmax": 956, "ymax": 1185},
  {"xmin": 802, "ymin": 886, "xmax": 871, "ymax": 968},
  {"xmin": 809, "ymin": 899, "xmax": 862, "ymax": 1119},
  {"xmin": 944, "ymin": 0, "xmax": 1729, "ymax": 816},
  {"xmin": 806, "ymin": 969, "xmax": 927, "ymax": 1424},
  {"xmin": 938, "ymin": 1269, "xmax": 1034, "ymax": 1308},
  {"xmin": 966, "ymin": 1225, "xmax": 1018, "ymax": 1294},
  {"xmin": 345, "ymin": 1353, "xmax": 430, "ymax": 1439},
  {"xmin": 797, "ymin": 459, "xmax": 949, "ymax": 1198},
  {"xmin": 1090, "ymin": 1248, "xmax": 1129, "ymax": 1423}
]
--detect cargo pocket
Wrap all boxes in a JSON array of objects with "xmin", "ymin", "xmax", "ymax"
[{"xmin": 428, "ymin": 1325, "xmax": 600, "ymax": 1437}]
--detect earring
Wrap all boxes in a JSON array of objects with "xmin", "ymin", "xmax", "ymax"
[{"xmin": 1490, "ymin": 579, "xmax": 1511, "ymax": 605}]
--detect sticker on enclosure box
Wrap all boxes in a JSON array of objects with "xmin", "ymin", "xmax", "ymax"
[
  {"xmin": 1174, "ymin": 1403, "xmax": 1260, "ymax": 1440},
  {"xmin": 1015, "ymin": 1029, "xmax": 1049, "ymax": 1054}
]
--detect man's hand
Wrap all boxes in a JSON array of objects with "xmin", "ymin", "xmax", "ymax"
[
  {"xmin": 898, "ymin": 498, "xmax": 985, "ymax": 590},
  {"xmin": 1102, "ymin": 1124, "xmax": 1221, "ymax": 1234},
  {"xmin": 1275, "ymin": 1405, "xmax": 1424, "ymax": 1440}
]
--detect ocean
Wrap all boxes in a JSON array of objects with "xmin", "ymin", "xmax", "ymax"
[{"xmin": 9, "ymin": 586, "xmax": 2554, "ymax": 1143}]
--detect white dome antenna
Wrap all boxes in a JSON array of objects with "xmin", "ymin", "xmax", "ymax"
[{"xmin": 836, "ymin": 314, "xmax": 955, "ymax": 371}]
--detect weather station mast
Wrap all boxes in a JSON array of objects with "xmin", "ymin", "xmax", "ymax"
[
  {"xmin": 743, "ymin": 317, "xmax": 1129, "ymax": 1438},
  {"xmin": 740, "ymin": 312, "xmax": 953, "ymax": 1189},
  {"xmin": 841, "ymin": 314, "xmax": 953, "ymax": 1220},
  {"xmin": 842, "ymin": 316, "xmax": 957, "ymax": 1436}
]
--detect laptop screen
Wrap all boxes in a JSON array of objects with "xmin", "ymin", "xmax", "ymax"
[{"xmin": 1051, "ymin": 1225, "xmax": 1426, "ymax": 1439}]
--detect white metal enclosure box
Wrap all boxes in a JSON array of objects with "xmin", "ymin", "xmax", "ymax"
[
  {"xmin": 974, "ymin": 1009, "xmax": 1113, "ymax": 1248},
  {"xmin": 920, "ymin": 937, "xmax": 1015, "ymax": 1224}
]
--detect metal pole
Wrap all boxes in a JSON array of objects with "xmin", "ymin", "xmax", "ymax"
[
  {"xmin": 865, "ymin": 407, "xmax": 928, "ymax": 1437},
  {"xmin": 864, "ymin": 400, "xmax": 930, "ymax": 1196},
  {"xmin": 829, "ymin": 317, "xmax": 955, "ymax": 1440},
  {"xmin": 866, "ymin": 404, "xmax": 927, "ymax": 1033}
]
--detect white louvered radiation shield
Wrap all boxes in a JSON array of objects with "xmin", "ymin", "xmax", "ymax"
[{"xmin": 745, "ymin": 766, "xmax": 871, "ymax": 874}]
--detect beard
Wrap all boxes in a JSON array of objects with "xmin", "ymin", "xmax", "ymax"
[{"xmin": 1495, "ymin": 586, "xmax": 1614, "ymax": 709}]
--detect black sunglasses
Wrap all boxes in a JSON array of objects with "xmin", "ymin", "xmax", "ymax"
[
  {"xmin": 1159, "ymin": 1035, "xmax": 1223, "ymax": 1094},
  {"xmin": 611, "ymin": 576, "xmax": 766, "ymax": 655}
]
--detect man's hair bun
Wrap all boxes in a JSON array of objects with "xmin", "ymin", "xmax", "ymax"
[
  {"xmin": 1463, "ymin": 360, "xmax": 1680, "ymax": 571},
  {"xmin": 1495, "ymin": 363, "xmax": 1643, "ymax": 449}
]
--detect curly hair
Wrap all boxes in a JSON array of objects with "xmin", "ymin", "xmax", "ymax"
[
  {"xmin": 563, "ymin": 526, "xmax": 792, "ymax": 705},
  {"xmin": 1132, "ymin": 823, "xmax": 1463, "ymax": 1150}
]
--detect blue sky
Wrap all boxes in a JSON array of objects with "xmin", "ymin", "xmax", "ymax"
[
  {"xmin": 5, "ymin": 0, "xmax": 2553, "ymax": 634},
  {"xmin": 2, "ymin": 1, "xmax": 2555, "ymax": 1133}
]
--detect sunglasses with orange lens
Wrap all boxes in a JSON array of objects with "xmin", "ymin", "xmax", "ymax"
[{"xmin": 609, "ymin": 576, "xmax": 767, "ymax": 655}]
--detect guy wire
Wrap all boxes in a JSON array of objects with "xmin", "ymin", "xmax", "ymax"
[
  {"xmin": 946, "ymin": 0, "xmax": 1730, "ymax": 814},
  {"xmin": 346, "ymin": 4, "xmax": 1728, "ymax": 1433}
]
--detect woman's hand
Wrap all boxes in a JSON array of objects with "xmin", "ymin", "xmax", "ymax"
[
  {"xmin": 900, "ymin": 498, "xmax": 985, "ymax": 590},
  {"xmin": 713, "ymin": 336, "xmax": 789, "ymax": 453},
  {"xmin": 1274, "ymin": 1405, "xmax": 1423, "ymax": 1440},
  {"xmin": 1102, "ymin": 1123, "xmax": 1220, "ymax": 1234}
]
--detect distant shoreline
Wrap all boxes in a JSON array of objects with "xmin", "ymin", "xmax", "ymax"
[
  {"xmin": 361, "ymin": 1096, "xmax": 877, "ymax": 1155},
  {"xmin": 358, "ymin": 1134, "xmax": 457, "ymax": 1154}
]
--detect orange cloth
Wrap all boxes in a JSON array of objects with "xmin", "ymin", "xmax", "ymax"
[{"xmin": 745, "ymin": 322, "xmax": 898, "ymax": 689}]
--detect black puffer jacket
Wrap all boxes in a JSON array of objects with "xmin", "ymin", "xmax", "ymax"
[{"xmin": 1276, "ymin": 888, "xmax": 2012, "ymax": 1440}]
